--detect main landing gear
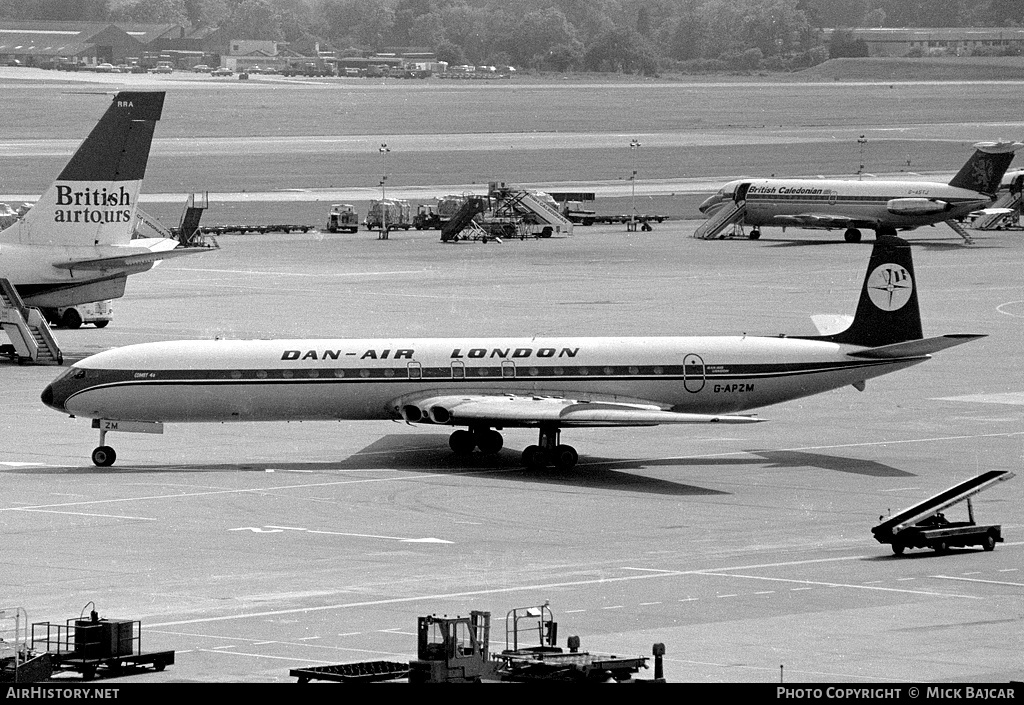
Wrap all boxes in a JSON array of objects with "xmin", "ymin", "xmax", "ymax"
[
  {"xmin": 844, "ymin": 228, "xmax": 863, "ymax": 242},
  {"xmin": 447, "ymin": 425, "xmax": 579, "ymax": 470}
]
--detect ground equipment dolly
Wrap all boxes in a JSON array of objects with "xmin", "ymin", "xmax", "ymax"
[
  {"xmin": 30, "ymin": 608, "xmax": 174, "ymax": 681},
  {"xmin": 872, "ymin": 470, "xmax": 1014, "ymax": 555}
]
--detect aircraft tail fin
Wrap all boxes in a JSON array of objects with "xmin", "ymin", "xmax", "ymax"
[
  {"xmin": 947, "ymin": 140, "xmax": 1023, "ymax": 195},
  {"xmin": 0, "ymin": 91, "xmax": 164, "ymax": 247},
  {"xmin": 807, "ymin": 235, "xmax": 923, "ymax": 348}
]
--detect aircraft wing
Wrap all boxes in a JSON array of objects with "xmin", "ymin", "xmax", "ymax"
[
  {"xmin": 775, "ymin": 213, "xmax": 878, "ymax": 229},
  {"xmin": 52, "ymin": 243, "xmax": 213, "ymax": 272},
  {"xmin": 403, "ymin": 393, "xmax": 764, "ymax": 428}
]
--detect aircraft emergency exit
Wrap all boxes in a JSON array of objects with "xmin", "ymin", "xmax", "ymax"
[
  {"xmin": 0, "ymin": 91, "xmax": 208, "ymax": 310},
  {"xmin": 695, "ymin": 141, "xmax": 1023, "ymax": 243},
  {"xmin": 43, "ymin": 236, "xmax": 982, "ymax": 469}
]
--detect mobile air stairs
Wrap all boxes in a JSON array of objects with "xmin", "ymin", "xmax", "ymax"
[
  {"xmin": 971, "ymin": 173, "xmax": 1023, "ymax": 231},
  {"xmin": 872, "ymin": 470, "xmax": 1014, "ymax": 556},
  {"xmin": 0, "ymin": 278, "xmax": 62, "ymax": 365},
  {"xmin": 693, "ymin": 198, "xmax": 747, "ymax": 239},
  {"xmin": 440, "ymin": 196, "xmax": 489, "ymax": 242}
]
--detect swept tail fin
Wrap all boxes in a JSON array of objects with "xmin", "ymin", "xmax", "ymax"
[
  {"xmin": 0, "ymin": 91, "xmax": 164, "ymax": 247},
  {"xmin": 947, "ymin": 140, "xmax": 1023, "ymax": 195},
  {"xmin": 807, "ymin": 235, "xmax": 923, "ymax": 348}
]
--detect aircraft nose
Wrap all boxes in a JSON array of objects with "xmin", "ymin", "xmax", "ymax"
[
  {"xmin": 40, "ymin": 382, "xmax": 58, "ymax": 410},
  {"xmin": 698, "ymin": 194, "xmax": 721, "ymax": 214}
]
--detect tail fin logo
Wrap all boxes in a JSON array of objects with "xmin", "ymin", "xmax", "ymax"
[
  {"xmin": 969, "ymin": 160, "xmax": 995, "ymax": 191},
  {"xmin": 867, "ymin": 264, "xmax": 913, "ymax": 311}
]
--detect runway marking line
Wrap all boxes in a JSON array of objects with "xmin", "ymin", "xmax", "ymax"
[
  {"xmin": 931, "ymin": 575, "xmax": 1024, "ymax": 588},
  {"xmin": 11, "ymin": 508, "xmax": 156, "ymax": 521}
]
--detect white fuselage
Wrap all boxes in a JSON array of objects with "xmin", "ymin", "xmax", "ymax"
[
  {"xmin": 702, "ymin": 178, "xmax": 992, "ymax": 230},
  {"xmin": 48, "ymin": 336, "xmax": 927, "ymax": 424}
]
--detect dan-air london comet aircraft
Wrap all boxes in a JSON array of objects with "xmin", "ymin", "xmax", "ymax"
[
  {"xmin": 695, "ymin": 140, "xmax": 1023, "ymax": 243},
  {"xmin": 43, "ymin": 236, "xmax": 981, "ymax": 469},
  {"xmin": 0, "ymin": 91, "xmax": 207, "ymax": 310}
]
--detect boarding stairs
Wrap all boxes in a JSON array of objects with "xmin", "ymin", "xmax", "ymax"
[
  {"xmin": 0, "ymin": 278, "xmax": 62, "ymax": 365},
  {"xmin": 693, "ymin": 200, "xmax": 747, "ymax": 239},
  {"xmin": 501, "ymin": 191, "xmax": 574, "ymax": 236},
  {"xmin": 871, "ymin": 470, "xmax": 1014, "ymax": 543},
  {"xmin": 971, "ymin": 190, "xmax": 1022, "ymax": 231},
  {"xmin": 176, "ymin": 192, "xmax": 209, "ymax": 246},
  {"xmin": 440, "ymin": 196, "xmax": 489, "ymax": 242},
  {"xmin": 944, "ymin": 219, "xmax": 975, "ymax": 245}
]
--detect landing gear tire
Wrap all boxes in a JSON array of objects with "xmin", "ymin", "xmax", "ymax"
[
  {"xmin": 843, "ymin": 228, "xmax": 862, "ymax": 243},
  {"xmin": 91, "ymin": 445, "xmax": 116, "ymax": 467},
  {"xmin": 892, "ymin": 543, "xmax": 905, "ymax": 556},
  {"xmin": 749, "ymin": 229, "xmax": 761, "ymax": 240},
  {"xmin": 61, "ymin": 307, "xmax": 83, "ymax": 329},
  {"xmin": 476, "ymin": 429, "xmax": 503, "ymax": 455},
  {"xmin": 522, "ymin": 445, "xmax": 546, "ymax": 469},
  {"xmin": 934, "ymin": 541, "xmax": 949, "ymax": 554},
  {"xmin": 553, "ymin": 445, "xmax": 579, "ymax": 470},
  {"xmin": 982, "ymin": 531, "xmax": 997, "ymax": 551},
  {"xmin": 448, "ymin": 430, "xmax": 475, "ymax": 455}
]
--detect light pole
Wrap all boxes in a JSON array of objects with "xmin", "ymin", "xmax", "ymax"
[
  {"xmin": 857, "ymin": 135, "xmax": 867, "ymax": 179},
  {"xmin": 379, "ymin": 142, "xmax": 390, "ymax": 233},
  {"xmin": 629, "ymin": 139, "xmax": 641, "ymax": 230}
]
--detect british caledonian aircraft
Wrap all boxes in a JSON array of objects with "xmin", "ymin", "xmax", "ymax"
[
  {"xmin": 0, "ymin": 91, "xmax": 207, "ymax": 310},
  {"xmin": 43, "ymin": 236, "xmax": 981, "ymax": 469},
  {"xmin": 695, "ymin": 141, "xmax": 1023, "ymax": 243}
]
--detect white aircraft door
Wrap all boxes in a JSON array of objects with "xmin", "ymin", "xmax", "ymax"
[
  {"xmin": 407, "ymin": 362, "xmax": 422, "ymax": 380},
  {"xmin": 501, "ymin": 361, "xmax": 516, "ymax": 378},
  {"xmin": 684, "ymin": 354, "xmax": 705, "ymax": 393}
]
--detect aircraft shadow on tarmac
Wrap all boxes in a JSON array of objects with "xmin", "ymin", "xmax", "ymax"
[
  {"xmin": 762, "ymin": 236, "xmax": 983, "ymax": 251},
  {"xmin": 7, "ymin": 437, "xmax": 912, "ymax": 490},
  {"xmin": 745, "ymin": 450, "xmax": 914, "ymax": 477}
]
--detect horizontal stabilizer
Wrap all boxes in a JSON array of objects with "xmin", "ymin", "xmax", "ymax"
[
  {"xmin": 848, "ymin": 334, "xmax": 986, "ymax": 359},
  {"xmin": 53, "ymin": 245, "xmax": 212, "ymax": 272}
]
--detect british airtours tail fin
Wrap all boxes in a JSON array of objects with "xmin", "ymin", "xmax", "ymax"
[
  {"xmin": 947, "ymin": 140, "xmax": 1023, "ymax": 195},
  {"xmin": 0, "ymin": 91, "xmax": 164, "ymax": 248}
]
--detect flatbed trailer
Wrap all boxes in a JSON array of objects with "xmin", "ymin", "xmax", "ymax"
[
  {"xmin": 872, "ymin": 470, "xmax": 1014, "ymax": 555},
  {"xmin": 196, "ymin": 224, "xmax": 315, "ymax": 235},
  {"xmin": 291, "ymin": 660, "xmax": 409, "ymax": 683}
]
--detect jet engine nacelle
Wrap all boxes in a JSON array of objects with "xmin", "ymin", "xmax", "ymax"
[
  {"xmin": 886, "ymin": 198, "xmax": 951, "ymax": 216},
  {"xmin": 399, "ymin": 403, "xmax": 451, "ymax": 424}
]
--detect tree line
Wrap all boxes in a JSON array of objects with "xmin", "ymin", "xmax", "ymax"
[{"xmin": 2, "ymin": 0, "xmax": 1021, "ymax": 75}]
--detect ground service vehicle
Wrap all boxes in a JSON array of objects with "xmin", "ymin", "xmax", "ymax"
[
  {"xmin": 290, "ymin": 603, "xmax": 663, "ymax": 683},
  {"xmin": 326, "ymin": 204, "xmax": 359, "ymax": 233},
  {"xmin": 872, "ymin": 470, "xmax": 1014, "ymax": 555},
  {"xmin": 413, "ymin": 204, "xmax": 441, "ymax": 229},
  {"xmin": 43, "ymin": 301, "xmax": 112, "ymax": 329},
  {"xmin": 365, "ymin": 198, "xmax": 412, "ymax": 230}
]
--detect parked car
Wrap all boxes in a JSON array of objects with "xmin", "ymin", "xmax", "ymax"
[
  {"xmin": 211, "ymin": 67, "xmax": 233, "ymax": 77},
  {"xmin": 192, "ymin": 64, "xmax": 211, "ymax": 73}
]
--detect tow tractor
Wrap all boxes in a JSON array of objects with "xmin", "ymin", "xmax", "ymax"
[
  {"xmin": 872, "ymin": 470, "xmax": 1014, "ymax": 555},
  {"xmin": 290, "ymin": 602, "xmax": 664, "ymax": 683}
]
